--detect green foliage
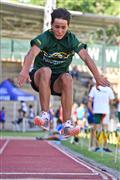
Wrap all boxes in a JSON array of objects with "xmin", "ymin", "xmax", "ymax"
[
  {"xmin": 57, "ymin": 0, "xmax": 95, "ymax": 13},
  {"xmin": 13, "ymin": 0, "xmax": 120, "ymax": 16},
  {"xmin": 30, "ymin": 0, "xmax": 45, "ymax": 6},
  {"xmin": 57, "ymin": 0, "xmax": 120, "ymax": 15}
]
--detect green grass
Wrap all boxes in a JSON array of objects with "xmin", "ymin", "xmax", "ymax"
[
  {"xmin": 0, "ymin": 130, "xmax": 44, "ymax": 138},
  {"xmin": 62, "ymin": 137, "xmax": 120, "ymax": 171},
  {"xmin": 1, "ymin": 130, "xmax": 120, "ymax": 171}
]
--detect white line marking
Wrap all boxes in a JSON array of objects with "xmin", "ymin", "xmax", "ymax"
[
  {"xmin": 48, "ymin": 142, "xmax": 109, "ymax": 180},
  {"xmin": 48, "ymin": 142, "xmax": 96, "ymax": 172},
  {"xmin": 0, "ymin": 139, "xmax": 9, "ymax": 155}
]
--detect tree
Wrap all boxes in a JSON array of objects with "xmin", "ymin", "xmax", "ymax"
[{"xmin": 17, "ymin": 0, "xmax": 120, "ymax": 16}]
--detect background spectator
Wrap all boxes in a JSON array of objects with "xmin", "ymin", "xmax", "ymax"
[
  {"xmin": 12, "ymin": 108, "xmax": 24, "ymax": 131},
  {"xmin": 88, "ymin": 83, "xmax": 115, "ymax": 152},
  {"xmin": 28, "ymin": 104, "xmax": 35, "ymax": 128},
  {"xmin": 117, "ymin": 96, "xmax": 120, "ymax": 128},
  {"xmin": 76, "ymin": 102, "xmax": 87, "ymax": 130},
  {"xmin": 0, "ymin": 106, "xmax": 6, "ymax": 130},
  {"xmin": 21, "ymin": 101, "xmax": 28, "ymax": 117},
  {"xmin": 70, "ymin": 65, "xmax": 81, "ymax": 80}
]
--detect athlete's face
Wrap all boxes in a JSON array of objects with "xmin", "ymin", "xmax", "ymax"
[{"xmin": 51, "ymin": 18, "xmax": 69, "ymax": 40}]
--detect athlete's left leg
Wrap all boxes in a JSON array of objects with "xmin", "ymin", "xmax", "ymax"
[
  {"xmin": 53, "ymin": 73, "xmax": 73, "ymax": 122},
  {"xmin": 53, "ymin": 73, "xmax": 80, "ymax": 136}
]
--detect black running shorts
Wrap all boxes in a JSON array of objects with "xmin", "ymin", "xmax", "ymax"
[{"xmin": 29, "ymin": 69, "xmax": 62, "ymax": 96}]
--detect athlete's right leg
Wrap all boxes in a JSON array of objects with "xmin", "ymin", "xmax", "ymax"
[
  {"xmin": 34, "ymin": 67, "xmax": 52, "ymax": 111},
  {"xmin": 33, "ymin": 67, "xmax": 52, "ymax": 130}
]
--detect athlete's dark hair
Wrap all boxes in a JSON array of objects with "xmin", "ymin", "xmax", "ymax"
[{"xmin": 51, "ymin": 8, "xmax": 71, "ymax": 25}]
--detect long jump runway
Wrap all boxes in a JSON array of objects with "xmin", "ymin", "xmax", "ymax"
[{"xmin": 0, "ymin": 138, "xmax": 114, "ymax": 179}]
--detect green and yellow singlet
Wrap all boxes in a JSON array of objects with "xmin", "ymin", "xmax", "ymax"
[{"xmin": 31, "ymin": 30, "xmax": 87, "ymax": 74}]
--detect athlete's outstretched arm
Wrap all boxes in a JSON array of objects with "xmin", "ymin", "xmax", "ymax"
[
  {"xmin": 17, "ymin": 45, "xmax": 40, "ymax": 87},
  {"xmin": 78, "ymin": 48, "xmax": 110, "ymax": 87}
]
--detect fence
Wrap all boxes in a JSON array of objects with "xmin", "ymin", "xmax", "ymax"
[
  {"xmin": 73, "ymin": 44, "xmax": 120, "ymax": 69},
  {"xmin": 1, "ymin": 38, "xmax": 120, "ymax": 69}
]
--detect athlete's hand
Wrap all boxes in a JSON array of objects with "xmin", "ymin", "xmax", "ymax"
[
  {"xmin": 17, "ymin": 70, "xmax": 31, "ymax": 87},
  {"xmin": 95, "ymin": 75, "xmax": 111, "ymax": 89}
]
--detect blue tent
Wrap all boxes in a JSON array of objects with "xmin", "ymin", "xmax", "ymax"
[
  {"xmin": 0, "ymin": 79, "xmax": 37, "ymax": 128},
  {"xmin": 0, "ymin": 79, "xmax": 36, "ymax": 101}
]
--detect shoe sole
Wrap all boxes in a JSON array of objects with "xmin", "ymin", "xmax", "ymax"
[
  {"xmin": 60, "ymin": 126, "xmax": 80, "ymax": 137},
  {"xmin": 34, "ymin": 117, "xmax": 49, "ymax": 131}
]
